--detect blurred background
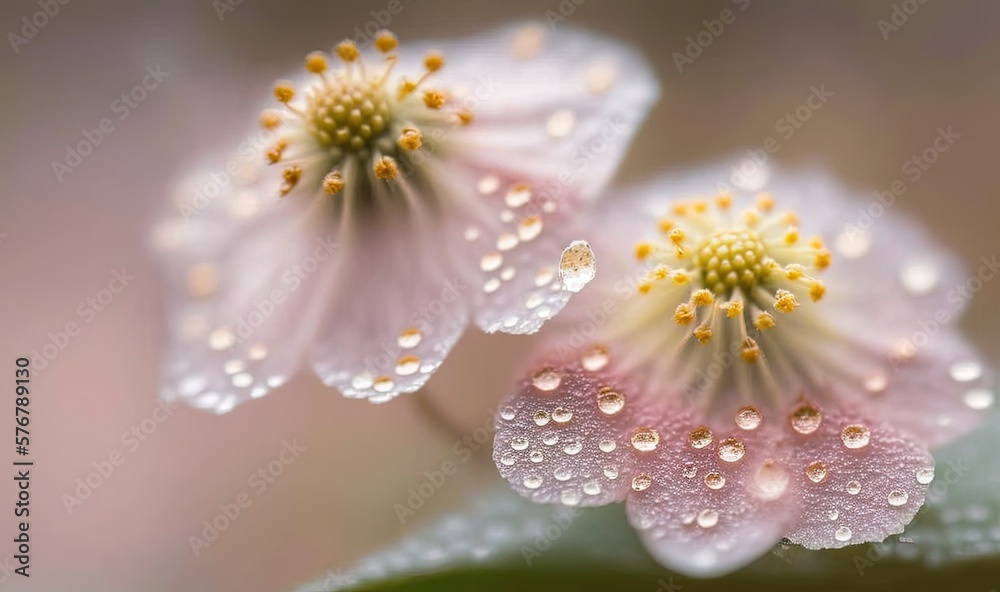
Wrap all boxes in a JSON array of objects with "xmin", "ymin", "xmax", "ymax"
[{"xmin": 1, "ymin": 1, "xmax": 998, "ymax": 591}]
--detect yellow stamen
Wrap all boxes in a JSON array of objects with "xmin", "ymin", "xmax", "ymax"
[
  {"xmin": 336, "ymin": 40, "xmax": 360, "ymax": 62},
  {"xmin": 809, "ymin": 281, "xmax": 826, "ymax": 302},
  {"xmin": 784, "ymin": 227, "xmax": 800, "ymax": 245},
  {"xmin": 455, "ymin": 109, "xmax": 474, "ymax": 125},
  {"xmin": 715, "ymin": 193, "xmax": 732, "ymax": 209},
  {"xmin": 259, "ymin": 110, "xmax": 282, "ymax": 130},
  {"xmin": 691, "ymin": 289, "xmax": 714, "ymax": 306},
  {"xmin": 774, "ymin": 289, "xmax": 798, "ymax": 313},
  {"xmin": 756, "ymin": 193, "xmax": 775, "ymax": 212},
  {"xmin": 305, "ymin": 51, "xmax": 328, "ymax": 74},
  {"xmin": 635, "ymin": 243, "xmax": 652, "ymax": 260},
  {"xmin": 374, "ymin": 30, "xmax": 398, "ymax": 53},
  {"xmin": 724, "ymin": 300, "xmax": 744, "ymax": 318},
  {"xmin": 266, "ymin": 140, "xmax": 288, "ymax": 164},
  {"xmin": 668, "ymin": 228, "xmax": 685, "ymax": 245},
  {"xmin": 815, "ymin": 249, "xmax": 832, "ymax": 269},
  {"xmin": 784, "ymin": 264, "xmax": 804, "ymax": 280},
  {"xmin": 638, "ymin": 282, "xmax": 653, "ymax": 294},
  {"xmin": 755, "ymin": 312, "xmax": 775, "ymax": 330},
  {"xmin": 658, "ymin": 218, "xmax": 675, "ymax": 232},
  {"xmin": 741, "ymin": 337, "xmax": 761, "ymax": 363},
  {"xmin": 279, "ymin": 165, "xmax": 302, "ymax": 196},
  {"xmin": 322, "ymin": 171, "xmax": 345, "ymax": 195},
  {"xmin": 374, "ymin": 156, "xmax": 399, "ymax": 180},
  {"xmin": 424, "ymin": 51, "xmax": 445, "ymax": 72},
  {"xmin": 674, "ymin": 303, "xmax": 695, "ymax": 325},
  {"xmin": 671, "ymin": 270, "xmax": 691, "ymax": 285},
  {"xmin": 423, "ymin": 90, "xmax": 445, "ymax": 109},
  {"xmin": 273, "ymin": 82, "xmax": 295, "ymax": 103},
  {"xmin": 398, "ymin": 127, "xmax": 422, "ymax": 150},
  {"xmin": 694, "ymin": 325, "xmax": 714, "ymax": 344}
]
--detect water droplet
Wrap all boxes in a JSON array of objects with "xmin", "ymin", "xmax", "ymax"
[
  {"xmin": 846, "ymin": 480, "xmax": 862, "ymax": 495},
  {"xmin": 533, "ymin": 410, "xmax": 550, "ymax": 426},
  {"xmin": 631, "ymin": 473, "xmax": 653, "ymax": 491},
  {"xmin": 247, "ymin": 344, "xmax": 269, "ymax": 360},
  {"xmin": 501, "ymin": 266, "xmax": 516, "ymax": 281},
  {"xmin": 500, "ymin": 407, "xmax": 516, "ymax": 421},
  {"xmin": 208, "ymin": 327, "xmax": 235, "ymax": 351},
  {"xmin": 704, "ymin": 471, "xmax": 725, "ymax": 489},
  {"xmin": 395, "ymin": 355, "xmax": 420, "ymax": 376},
  {"xmin": 835, "ymin": 227, "xmax": 871, "ymax": 259},
  {"xmin": 630, "ymin": 427, "xmax": 660, "ymax": 452},
  {"xmin": 483, "ymin": 278, "xmax": 501, "ymax": 293},
  {"xmin": 560, "ymin": 489, "xmax": 581, "ymax": 506},
  {"xmin": 497, "ymin": 233, "xmax": 519, "ymax": 251},
  {"xmin": 599, "ymin": 438, "xmax": 617, "ymax": 452},
  {"xmin": 535, "ymin": 267, "xmax": 554, "ymax": 287},
  {"xmin": 525, "ymin": 293, "xmax": 544, "ymax": 309},
  {"xmin": 505, "ymin": 184, "xmax": 532, "ymax": 207},
  {"xmin": 863, "ymin": 373, "xmax": 888, "ymax": 393},
  {"xmin": 372, "ymin": 377, "xmax": 394, "ymax": 393},
  {"xmin": 841, "ymin": 425, "xmax": 871, "ymax": 449},
  {"xmin": 223, "ymin": 359, "xmax": 245, "ymax": 375},
  {"xmin": 478, "ymin": 175, "xmax": 499, "ymax": 195},
  {"xmin": 480, "ymin": 251, "xmax": 503, "ymax": 272},
  {"xmin": 753, "ymin": 461, "xmax": 789, "ymax": 500},
  {"xmin": 964, "ymin": 388, "xmax": 994, "ymax": 410},
  {"xmin": 542, "ymin": 432, "xmax": 558, "ymax": 446},
  {"xmin": 949, "ymin": 360, "xmax": 983, "ymax": 382},
  {"xmin": 546, "ymin": 109, "xmax": 576, "ymax": 138},
  {"xmin": 532, "ymin": 368, "xmax": 562, "ymax": 391},
  {"xmin": 718, "ymin": 438, "xmax": 746, "ymax": 462},
  {"xmin": 511, "ymin": 437, "xmax": 529, "ymax": 451},
  {"xmin": 697, "ymin": 509, "xmax": 719, "ymax": 529},
  {"xmin": 518, "ymin": 217, "xmax": 543, "ymax": 241},
  {"xmin": 583, "ymin": 481, "xmax": 602, "ymax": 495},
  {"xmin": 554, "ymin": 467, "xmax": 572, "ymax": 481},
  {"xmin": 835, "ymin": 526, "xmax": 852, "ymax": 542},
  {"xmin": 529, "ymin": 450, "xmax": 544, "ymax": 463},
  {"xmin": 889, "ymin": 337, "xmax": 918, "ymax": 364},
  {"xmin": 552, "ymin": 407, "xmax": 573, "ymax": 423},
  {"xmin": 683, "ymin": 463, "xmax": 697, "ymax": 479},
  {"xmin": 899, "ymin": 262, "xmax": 939, "ymax": 295},
  {"xmin": 828, "ymin": 509, "xmax": 839, "ymax": 520},
  {"xmin": 790, "ymin": 404, "xmax": 822, "ymax": 434},
  {"xmin": 558, "ymin": 241, "xmax": 596, "ymax": 293},
  {"xmin": 689, "ymin": 426, "xmax": 713, "ymax": 449},
  {"xmin": 463, "ymin": 226, "xmax": 480, "ymax": 241},
  {"xmin": 888, "ymin": 490, "xmax": 909, "ymax": 506},
  {"xmin": 581, "ymin": 346, "xmax": 609, "ymax": 372},
  {"xmin": 397, "ymin": 328, "xmax": 422, "ymax": 348},
  {"xmin": 597, "ymin": 388, "xmax": 625, "ymax": 415},
  {"xmin": 523, "ymin": 475, "xmax": 542, "ymax": 489},
  {"xmin": 563, "ymin": 440, "xmax": 582, "ymax": 455},
  {"xmin": 805, "ymin": 461, "xmax": 828, "ymax": 483},
  {"xmin": 232, "ymin": 373, "xmax": 253, "ymax": 388},
  {"xmin": 603, "ymin": 466, "xmax": 619, "ymax": 479},
  {"xmin": 915, "ymin": 466, "xmax": 935, "ymax": 484},
  {"xmin": 735, "ymin": 406, "xmax": 762, "ymax": 430},
  {"xmin": 500, "ymin": 454, "xmax": 515, "ymax": 466}
]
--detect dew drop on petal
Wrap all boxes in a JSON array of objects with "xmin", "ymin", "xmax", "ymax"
[
  {"xmin": 704, "ymin": 471, "xmax": 725, "ymax": 489},
  {"xmin": 478, "ymin": 175, "xmax": 499, "ymax": 195},
  {"xmin": 835, "ymin": 526, "xmax": 853, "ymax": 542},
  {"xmin": 683, "ymin": 463, "xmax": 698, "ymax": 479},
  {"xmin": 533, "ymin": 410, "xmax": 550, "ymax": 426},
  {"xmin": 552, "ymin": 407, "xmax": 573, "ymax": 423},
  {"xmin": 397, "ymin": 328, "xmax": 422, "ymax": 349},
  {"xmin": 949, "ymin": 360, "xmax": 983, "ymax": 382},
  {"xmin": 790, "ymin": 404, "xmax": 822, "ymax": 434},
  {"xmin": 395, "ymin": 355, "xmax": 420, "ymax": 376},
  {"xmin": 718, "ymin": 438, "xmax": 746, "ymax": 462},
  {"xmin": 863, "ymin": 373, "xmax": 888, "ymax": 393},
  {"xmin": 828, "ymin": 509, "xmax": 839, "ymax": 521},
  {"xmin": 518, "ymin": 217, "xmax": 543, "ymax": 241},
  {"xmin": 581, "ymin": 346, "xmax": 609, "ymax": 372},
  {"xmin": 532, "ymin": 368, "xmax": 562, "ymax": 392},
  {"xmin": 583, "ymin": 481, "xmax": 602, "ymax": 495},
  {"xmin": 546, "ymin": 109, "xmax": 576, "ymax": 138},
  {"xmin": 888, "ymin": 490, "xmax": 909, "ymax": 506},
  {"xmin": 208, "ymin": 327, "xmax": 236, "ymax": 351},
  {"xmin": 631, "ymin": 473, "xmax": 653, "ymax": 491},
  {"xmin": 504, "ymin": 183, "xmax": 532, "ymax": 207},
  {"xmin": 964, "ymin": 388, "xmax": 995, "ymax": 410},
  {"xmin": 899, "ymin": 261, "xmax": 939, "ymax": 295},
  {"xmin": 523, "ymin": 475, "xmax": 542, "ymax": 489},
  {"xmin": 753, "ymin": 461, "xmax": 789, "ymax": 500},
  {"xmin": 558, "ymin": 241, "xmax": 596, "ymax": 293},
  {"xmin": 846, "ymin": 480, "xmax": 862, "ymax": 495},
  {"xmin": 529, "ymin": 450, "xmax": 544, "ymax": 463},
  {"xmin": 500, "ymin": 407, "xmax": 516, "ymax": 421},
  {"xmin": 560, "ymin": 489, "xmax": 582, "ymax": 506},
  {"xmin": 510, "ymin": 437, "xmax": 529, "ymax": 451},
  {"xmin": 372, "ymin": 377, "xmax": 394, "ymax": 393},
  {"xmin": 597, "ymin": 388, "xmax": 625, "ymax": 415},
  {"xmin": 916, "ymin": 467, "xmax": 935, "ymax": 484},
  {"xmin": 697, "ymin": 509, "xmax": 719, "ymax": 529},
  {"xmin": 735, "ymin": 406, "xmax": 763, "ymax": 430},
  {"xmin": 563, "ymin": 440, "xmax": 583, "ymax": 455},
  {"xmin": 603, "ymin": 465, "xmax": 619, "ymax": 479},
  {"xmin": 805, "ymin": 461, "xmax": 828, "ymax": 483},
  {"xmin": 247, "ymin": 343, "xmax": 269, "ymax": 360},
  {"xmin": 496, "ymin": 233, "xmax": 519, "ymax": 251},
  {"xmin": 599, "ymin": 438, "xmax": 617, "ymax": 453},
  {"xmin": 689, "ymin": 426, "xmax": 713, "ymax": 449},
  {"xmin": 542, "ymin": 432, "xmax": 559, "ymax": 446},
  {"xmin": 500, "ymin": 453, "xmax": 515, "ymax": 466},
  {"xmin": 841, "ymin": 425, "xmax": 871, "ymax": 449},
  {"xmin": 483, "ymin": 278, "xmax": 501, "ymax": 293},
  {"xmin": 630, "ymin": 427, "xmax": 660, "ymax": 452},
  {"xmin": 535, "ymin": 267, "xmax": 554, "ymax": 287},
  {"xmin": 554, "ymin": 467, "xmax": 572, "ymax": 481}
]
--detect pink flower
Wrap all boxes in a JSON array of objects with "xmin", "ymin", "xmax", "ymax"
[
  {"xmin": 493, "ymin": 162, "xmax": 995, "ymax": 576},
  {"xmin": 151, "ymin": 23, "xmax": 658, "ymax": 410}
]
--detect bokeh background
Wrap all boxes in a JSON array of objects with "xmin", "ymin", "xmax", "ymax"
[{"xmin": 1, "ymin": 1, "xmax": 998, "ymax": 591}]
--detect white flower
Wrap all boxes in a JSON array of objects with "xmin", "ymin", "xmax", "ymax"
[{"xmin": 151, "ymin": 23, "xmax": 658, "ymax": 411}]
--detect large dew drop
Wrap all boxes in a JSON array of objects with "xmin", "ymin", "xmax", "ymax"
[{"xmin": 558, "ymin": 241, "xmax": 596, "ymax": 293}]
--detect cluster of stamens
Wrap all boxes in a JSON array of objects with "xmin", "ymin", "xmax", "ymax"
[
  {"xmin": 261, "ymin": 30, "xmax": 473, "ymax": 197},
  {"xmin": 633, "ymin": 193, "xmax": 831, "ymax": 363}
]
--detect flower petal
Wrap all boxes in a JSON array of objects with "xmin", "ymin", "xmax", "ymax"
[
  {"xmin": 153, "ymin": 158, "xmax": 329, "ymax": 412},
  {"xmin": 782, "ymin": 406, "xmax": 933, "ymax": 549},
  {"xmin": 493, "ymin": 364, "xmax": 645, "ymax": 507}
]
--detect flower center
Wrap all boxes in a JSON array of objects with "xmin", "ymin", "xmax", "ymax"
[
  {"xmin": 305, "ymin": 78, "xmax": 392, "ymax": 154},
  {"xmin": 695, "ymin": 228, "xmax": 769, "ymax": 297}
]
